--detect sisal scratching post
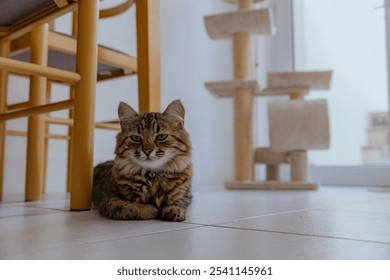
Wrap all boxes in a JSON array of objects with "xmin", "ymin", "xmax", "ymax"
[
  {"xmin": 233, "ymin": 0, "xmax": 254, "ymax": 180},
  {"xmin": 232, "ymin": 99, "xmax": 331, "ymax": 190},
  {"xmin": 266, "ymin": 165, "xmax": 279, "ymax": 180},
  {"xmin": 204, "ymin": 1, "xmax": 333, "ymax": 189},
  {"xmin": 289, "ymin": 151, "xmax": 308, "ymax": 181},
  {"xmin": 204, "ymin": 0, "xmax": 274, "ymax": 183}
]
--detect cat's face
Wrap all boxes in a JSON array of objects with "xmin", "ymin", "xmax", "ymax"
[{"xmin": 115, "ymin": 100, "xmax": 191, "ymax": 173}]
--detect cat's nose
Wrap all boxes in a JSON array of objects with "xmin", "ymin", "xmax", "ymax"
[{"xmin": 143, "ymin": 149, "xmax": 152, "ymax": 156}]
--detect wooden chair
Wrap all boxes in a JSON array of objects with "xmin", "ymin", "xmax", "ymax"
[
  {"xmin": 0, "ymin": 0, "xmax": 160, "ymax": 210},
  {"xmin": 7, "ymin": 0, "xmax": 144, "ymax": 195},
  {"xmin": 0, "ymin": 0, "xmax": 99, "ymax": 210},
  {"xmin": 0, "ymin": 0, "xmax": 161, "ymax": 209},
  {"xmin": 44, "ymin": 0, "xmax": 161, "ymax": 195},
  {"xmin": 0, "ymin": 0, "xmax": 161, "ymax": 211}
]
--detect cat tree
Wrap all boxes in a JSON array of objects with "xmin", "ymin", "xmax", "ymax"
[{"xmin": 204, "ymin": 0, "xmax": 333, "ymax": 189}]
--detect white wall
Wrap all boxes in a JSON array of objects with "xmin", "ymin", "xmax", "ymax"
[{"xmin": 3, "ymin": 0, "xmax": 293, "ymax": 200}]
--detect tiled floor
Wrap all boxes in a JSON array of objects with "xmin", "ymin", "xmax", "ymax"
[{"xmin": 1, "ymin": 185, "xmax": 390, "ymax": 259}]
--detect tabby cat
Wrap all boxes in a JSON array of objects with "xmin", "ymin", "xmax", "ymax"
[{"xmin": 92, "ymin": 100, "xmax": 192, "ymax": 222}]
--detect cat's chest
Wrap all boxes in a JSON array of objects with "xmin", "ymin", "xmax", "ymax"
[{"xmin": 143, "ymin": 171, "xmax": 168, "ymax": 208}]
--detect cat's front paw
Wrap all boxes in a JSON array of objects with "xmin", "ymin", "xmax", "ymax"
[{"xmin": 161, "ymin": 206, "xmax": 186, "ymax": 222}]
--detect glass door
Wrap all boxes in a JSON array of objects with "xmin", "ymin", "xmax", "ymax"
[{"xmin": 293, "ymin": 0, "xmax": 390, "ymax": 186}]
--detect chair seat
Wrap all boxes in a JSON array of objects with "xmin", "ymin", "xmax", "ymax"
[
  {"xmin": 0, "ymin": 1, "xmax": 77, "ymax": 35},
  {"xmin": 0, "ymin": 0, "xmax": 58, "ymax": 26},
  {"xmin": 11, "ymin": 31, "xmax": 137, "ymax": 81}
]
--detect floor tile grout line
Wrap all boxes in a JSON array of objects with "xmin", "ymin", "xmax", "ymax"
[
  {"xmin": 0, "ymin": 210, "xmax": 66, "ymax": 220},
  {"xmin": 210, "ymin": 224, "xmax": 390, "ymax": 246},
  {"xmin": 215, "ymin": 208, "xmax": 311, "ymax": 224}
]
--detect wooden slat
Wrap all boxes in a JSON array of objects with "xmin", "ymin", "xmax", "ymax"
[
  {"xmin": 0, "ymin": 57, "xmax": 80, "ymax": 84},
  {"xmin": 0, "ymin": 99, "xmax": 74, "ymax": 122},
  {"xmin": 100, "ymin": 119, "xmax": 120, "ymax": 124},
  {"xmin": 6, "ymin": 130, "xmax": 70, "ymax": 140},
  {"xmin": 45, "ymin": 116, "xmax": 120, "ymax": 130},
  {"xmin": 0, "ymin": 26, "xmax": 10, "ymax": 37},
  {"xmin": 47, "ymin": 134, "xmax": 70, "ymax": 140},
  {"xmin": 95, "ymin": 122, "xmax": 120, "ymax": 131},
  {"xmin": 45, "ymin": 116, "xmax": 73, "ymax": 126},
  {"xmin": 99, "ymin": 0, "xmax": 135, "ymax": 19},
  {"xmin": 10, "ymin": 32, "xmax": 31, "ymax": 56},
  {"xmin": 97, "ymin": 69, "xmax": 132, "ymax": 81},
  {"xmin": 7, "ymin": 101, "xmax": 29, "ymax": 111},
  {"xmin": 6, "ymin": 130, "xmax": 27, "ymax": 137},
  {"xmin": 97, "ymin": 45, "xmax": 137, "ymax": 74},
  {"xmin": 47, "ymin": 31, "xmax": 77, "ymax": 55},
  {"xmin": 12, "ymin": 31, "xmax": 137, "ymax": 79},
  {"xmin": 48, "ymin": 31, "xmax": 137, "ymax": 73}
]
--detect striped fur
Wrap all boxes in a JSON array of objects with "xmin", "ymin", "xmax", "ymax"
[{"xmin": 92, "ymin": 100, "xmax": 192, "ymax": 221}]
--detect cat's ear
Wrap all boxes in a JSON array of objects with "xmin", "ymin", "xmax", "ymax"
[
  {"xmin": 163, "ymin": 100, "xmax": 185, "ymax": 126},
  {"xmin": 118, "ymin": 102, "xmax": 137, "ymax": 130}
]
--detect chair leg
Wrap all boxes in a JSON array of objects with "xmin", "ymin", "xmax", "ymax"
[
  {"xmin": 66, "ymin": 11, "xmax": 77, "ymax": 194},
  {"xmin": 70, "ymin": 0, "xmax": 98, "ymax": 210},
  {"xmin": 66, "ymin": 86, "xmax": 75, "ymax": 193},
  {"xmin": 25, "ymin": 24, "xmax": 49, "ymax": 201},
  {"xmin": 0, "ymin": 38, "xmax": 10, "ymax": 201},
  {"xmin": 42, "ymin": 81, "xmax": 51, "ymax": 194},
  {"xmin": 136, "ymin": 0, "xmax": 161, "ymax": 112}
]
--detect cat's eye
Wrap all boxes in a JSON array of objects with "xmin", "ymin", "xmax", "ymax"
[
  {"xmin": 130, "ymin": 135, "xmax": 142, "ymax": 142},
  {"xmin": 156, "ymin": 134, "xmax": 168, "ymax": 141}
]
